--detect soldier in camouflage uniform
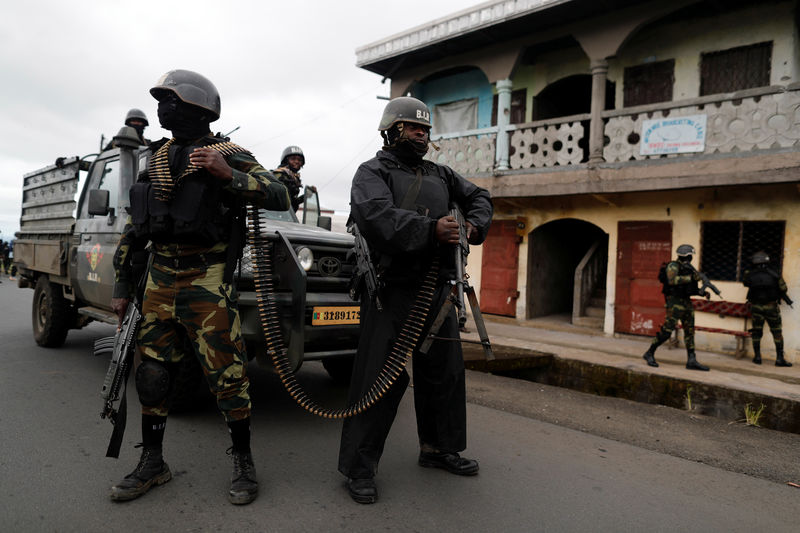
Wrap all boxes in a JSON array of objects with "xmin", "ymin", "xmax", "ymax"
[
  {"xmin": 643, "ymin": 244, "xmax": 710, "ymax": 371},
  {"xmin": 272, "ymin": 145, "xmax": 313, "ymax": 211},
  {"xmin": 744, "ymin": 251, "xmax": 793, "ymax": 367},
  {"xmin": 109, "ymin": 70, "xmax": 289, "ymax": 505}
]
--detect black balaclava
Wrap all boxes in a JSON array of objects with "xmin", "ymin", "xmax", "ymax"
[
  {"xmin": 384, "ymin": 122, "xmax": 429, "ymax": 165},
  {"xmin": 157, "ymin": 92, "xmax": 211, "ymax": 141},
  {"xmin": 125, "ymin": 121, "xmax": 146, "ymax": 138}
]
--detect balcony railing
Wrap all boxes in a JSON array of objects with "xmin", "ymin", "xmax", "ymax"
[
  {"xmin": 431, "ymin": 127, "xmax": 497, "ymax": 175},
  {"xmin": 430, "ymin": 84, "xmax": 800, "ymax": 174}
]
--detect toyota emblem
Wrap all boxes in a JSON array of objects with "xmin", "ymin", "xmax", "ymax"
[{"xmin": 318, "ymin": 256, "xmax": 341, "ymax": 276}]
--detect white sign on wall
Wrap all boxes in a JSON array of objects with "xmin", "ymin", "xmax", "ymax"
[{"xmin": 640, "ymin": 114, "xmax": 707, "ymax": 155}]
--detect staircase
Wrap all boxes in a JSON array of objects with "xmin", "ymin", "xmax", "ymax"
[
  {"xmin": 573, "ymin": 287, "xmax": 605, "ymax": 329},
  {"xmin": 572, "ymin": 237, "xmax": 608, "ymax": 330}
]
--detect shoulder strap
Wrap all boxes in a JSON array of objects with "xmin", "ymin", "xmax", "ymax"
[{"xmin": 398, "ymin": 168, "xmax": 424, "ymax": 210}]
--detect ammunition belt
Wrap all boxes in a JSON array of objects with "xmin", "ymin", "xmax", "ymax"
[
  {"xmin": 248, "ymin": 204, "xmax": 440, "ymax": 419},
  {"xmin": 150, "ymin": 138, "xmax": 250, "ymax": 201}
]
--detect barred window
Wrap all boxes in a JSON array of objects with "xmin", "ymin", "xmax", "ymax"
[
  {"xmin": 700, "ymin": 221, "xmax": 785, "ymax": 281},
  {"xmin": 700, "ymin": 41, "xmax": 772, "ymax": 96}
]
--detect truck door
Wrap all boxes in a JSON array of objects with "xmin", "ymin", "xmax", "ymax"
[{"xmin": 71, "ymin": 153, "xmax": 124, "ymax": 310}]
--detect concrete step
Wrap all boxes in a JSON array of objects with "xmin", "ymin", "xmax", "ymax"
[
  {"xmin": 572, "ymin": 316, "xmax": 604, "ymax": 328},
  {"xmin": 585, "ymin": 306, "xmax": 605, "ymax": 318}
]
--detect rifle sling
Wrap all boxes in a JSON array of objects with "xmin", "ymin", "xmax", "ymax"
[{"xmin": 378, "ymin": 167, "xmax": 424, "ymax": 272}]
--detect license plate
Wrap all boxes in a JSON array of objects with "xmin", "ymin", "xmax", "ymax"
[{"xmin": 312, "ymin": 306, "xmax": 360, "ymax": 326}]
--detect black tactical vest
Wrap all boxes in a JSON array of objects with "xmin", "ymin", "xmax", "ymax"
[
  {"xmin": 746, "ymin": 269, "xmax": 780, "ymax": 304},
  {"xmin": 664, "ymin": 261, "xmax": 697, "ymax": 299},
  {"xmin": 129, "ymin": 139, "xmax": 236, "ymax": 245}
]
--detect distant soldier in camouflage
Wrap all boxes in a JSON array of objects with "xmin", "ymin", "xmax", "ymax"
[
  {"xmin": 743, "ymin": 251, "xmax": 793, "ymax": 367},
  {"xmin": 110, "ymin": 70, "xmax": 289, "ymax": 505},
  {"xmin": 272, "ymin": 145, "xmax": 314, "ymax": 211},
  {"xmin": 643, "ymin": 244, "xmax": 710, "ymax": 371}
]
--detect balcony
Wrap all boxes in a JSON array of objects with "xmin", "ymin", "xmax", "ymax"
[{"xmin": 431, "ymin": 84, "xmax": 800, "ymax": 196}]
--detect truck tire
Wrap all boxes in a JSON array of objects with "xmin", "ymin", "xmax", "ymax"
[
  {"xmin": 322, "ymin": 357, "xmax": 354, "ymax": 385},
  {"xmin": 32, "ymin": 276, "xmax": 72, "ymax": 347}
]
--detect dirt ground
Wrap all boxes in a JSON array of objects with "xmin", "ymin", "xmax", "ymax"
[{"xmin": 465, "ymin": 369, "xmax": 800, "ymax": 486}]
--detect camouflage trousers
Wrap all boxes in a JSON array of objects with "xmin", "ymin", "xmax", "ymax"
[
  {"xmin": 137, "ymin": 260, "xmax": 250, "ymax": 422},
  {"xmin": 652, "ymin": 297, "xmax": 694, "ymax": 350},
  {"xmin": 750, "ymin": 302, "xmax": 783, "ymax": 352}
]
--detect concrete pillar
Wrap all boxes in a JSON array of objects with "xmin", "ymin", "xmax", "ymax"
[
  {"xmin": 495, "ymin": 78, "xmax": 513, "ymax": 171},
  {"xmin": 588, "ymin": 59, "xmax": 609, "ymax": 165}
]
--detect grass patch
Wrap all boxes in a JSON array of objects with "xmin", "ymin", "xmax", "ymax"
[{"xmin": 744, "ymin": 403, "xmax": 766, "ymax": 427}]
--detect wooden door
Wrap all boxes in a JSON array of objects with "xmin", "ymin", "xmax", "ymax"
[
  {"xmin": 615, "ymin": 221, "xmax": 672, "ymax": 336},
  {"xmin": 480, "ymin": 220, "xmax": 520, "ymax": 317}
]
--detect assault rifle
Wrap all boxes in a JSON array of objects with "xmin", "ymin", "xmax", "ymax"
[
  {"xmin": 97, "ymin": 302, "xmax": 142, "ymax": 458},
  {"xmin": 347, "ymin": 221, "xmax": 383, "ymax": 312},
  {"xmin": 97, "ymin": 253, "xmax": 150, "ymax": 458},
  {"xmin": 419, "ymin": 204, "xmax": 494, "ymax": 360},
  {"xmin": 782, "ymin": 294, "xmax": 794, "ymax": 308},
  {"xmin": 686, "ymin": 263, "xmax": 722, "ymax": 299}
]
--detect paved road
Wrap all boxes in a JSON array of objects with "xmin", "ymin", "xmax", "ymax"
[{"xmin": 0, "ymin": 279, "xmax": 797, "ymax": 532}]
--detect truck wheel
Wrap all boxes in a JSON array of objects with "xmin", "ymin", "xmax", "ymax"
[
  {"xmin": 32, "ymin": 276, "xmax": 72, "ymax": 347},
  {"xmin": 322, "ymin": 357, "xmax": 354, "ymax": 385}
]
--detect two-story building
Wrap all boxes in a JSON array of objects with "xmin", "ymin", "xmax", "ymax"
[{"xmin": 356, "ymin": 0, "xmax": 800, "ymax": 362}]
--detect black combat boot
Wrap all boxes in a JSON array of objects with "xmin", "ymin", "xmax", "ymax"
[
  {"xmin": 642, "ymin": 346, "xmax": 659, "ymax": 367},
  {"xmin": 752, "ymin": 344, "xmax": 761, "ymax": 365},
  {"xmin": 775, "ymin": 348, "xmax": 792, "ymax": 367},
  {"xmin": 685, "ymin": 350, "xmax": 709, "ymax": 371},
  {"xmin": 228, "ymin": 449, "xmax": 258, "ymax": 505},
  {"xmin": 346, "ymin": 477, "xmax": 378, "ymax": 504},
  {"xmin": 110, "ymin": 445, "xmax": 172, "ymax": 501}
]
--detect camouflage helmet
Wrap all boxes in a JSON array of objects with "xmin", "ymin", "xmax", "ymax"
[
  {"xmin": 150, "ymin": 69, "xmax": 221, "ymax": 122},
  {"xmin": 280, "ymin": 145, "xmax": 305, "ymax": 166},
  {"xmin": 676, "ymin": 244, "xmax": 696, "ymax": 257},
  {"xmin": 751, "ymin": 251, "xmax": 770, "ymax": 265},
  {"xmin": 125, "ymin": 108, "xmax": 148, "ymax": 127},
  {"xmin": 378, "ymin": 96, "xmax": 432, "ymax": 131}
]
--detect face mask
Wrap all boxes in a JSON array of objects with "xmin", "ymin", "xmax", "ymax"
[{"xmin": 157, "ymin": 94, "xmax": 210, "ymax": 139}]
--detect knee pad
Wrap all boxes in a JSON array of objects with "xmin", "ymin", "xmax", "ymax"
[{"xmin": 135, "ymin": 360, "xmax": 172, "ymax": 407}]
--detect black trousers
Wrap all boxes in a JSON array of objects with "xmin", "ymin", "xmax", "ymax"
[{"xmin": 338, "ymin": 282, "xmax": 467, "ymax": 480}]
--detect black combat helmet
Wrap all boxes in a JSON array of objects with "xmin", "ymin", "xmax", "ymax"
[
  {"xmin": 751, "ymin": 251, "xmax": 770, "ymax": 265},
  {"xmin": 125, "ymin": 108, "xmax": 149, "ymax": 127},
  {"xmin": 378, "ymin": 96, "xmax": 432, "ymax": 131},
  {"xmin": 676, "ymin": 244, "xmax": 695, "ymax": 261},
  {"xmin": 280, "ymin": 146, "xmax": 305, "ymax": 167},
  {"xmin": 150, "ymin": 70, "xmax": 221, "ymax": 122}
]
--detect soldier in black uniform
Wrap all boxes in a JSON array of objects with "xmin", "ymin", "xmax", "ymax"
[
  {"xmin": 338, "ymin": 96, "xmax": 493, "ymax": 504},
  {"xmin": 743, "ymin": 251, "xmax": 793, "ymax": 366},
  {"xmin": 109, "ymin": 70, "xmax": 289, "ymax": 505},
  {"xmin": 643, "ymin": 244, "xmax": 710, "ymax": 371}
]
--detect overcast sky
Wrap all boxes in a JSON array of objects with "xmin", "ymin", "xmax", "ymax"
[{"xmin": 0, "ymin": 0, "xmax": 472, "ymax": 240}]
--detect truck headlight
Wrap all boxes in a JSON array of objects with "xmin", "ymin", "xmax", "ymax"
[{"xmin": 296, "ymin": 246, "xmax": 314, "ymax": 271}]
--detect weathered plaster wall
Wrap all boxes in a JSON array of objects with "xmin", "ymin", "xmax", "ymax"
[
  {"xmin": 609, "ymin": 2, "xmax": 798, "ymax": 105},
  {"xmin": 494, "ymin": 183, "xmax": 799, "ymax": 361}
]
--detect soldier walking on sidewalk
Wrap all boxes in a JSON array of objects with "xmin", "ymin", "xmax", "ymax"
[{"xmin": 643, "ymin": 244, "xmax": 710, "ymax": 371}]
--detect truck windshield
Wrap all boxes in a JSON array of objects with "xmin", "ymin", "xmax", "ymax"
[{"xmin": 262, "ymin": 209, "xmax": 299, "ymax": 223}]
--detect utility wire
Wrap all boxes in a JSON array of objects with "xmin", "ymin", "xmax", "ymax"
[
  {"xmin": 317, "ymin": 133, "xmax": 380, "ymax": 192},
  {"xmin": 249, "ymin": 84, "xmax": 386, "ymax": 148}
]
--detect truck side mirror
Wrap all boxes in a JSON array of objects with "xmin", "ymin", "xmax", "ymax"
[
  {"xmin": 318, "ymin": 216, "xmax": 332, "ymax": 231},
  {"xmin": 88, "ymin": 189, "xmax": 110, "ymax": 216}
]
